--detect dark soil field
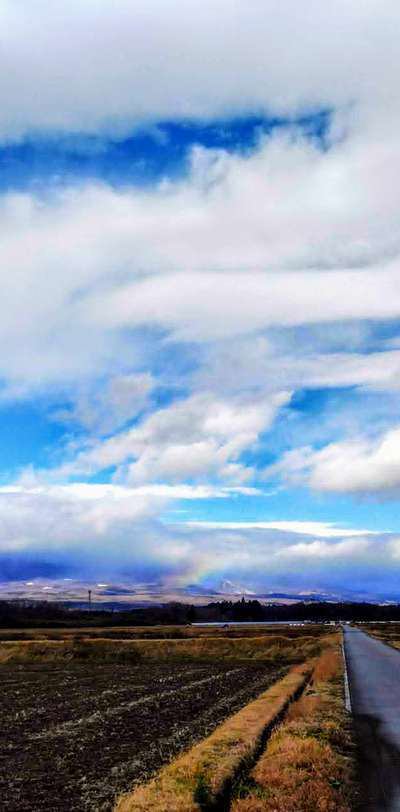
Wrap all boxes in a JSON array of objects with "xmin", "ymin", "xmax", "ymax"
[{"xmin": 0, "ymin": 658, "xmax": 285, "ymax": 812}]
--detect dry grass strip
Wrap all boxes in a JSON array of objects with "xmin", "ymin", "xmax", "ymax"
[
  {"xmin": 115, "ymin": 661, "xmax": 312, "ymax": 812},
  {"xmin": 0, "ymin": 623, "xmax": 330, "ymax": 643},
  {"xmin": 232, "ymin": 647, "xmax": 357, "ymax": 812},
  {"xmin": 0, "ymin": 634, "xmax": 325, "ymax": 664}
]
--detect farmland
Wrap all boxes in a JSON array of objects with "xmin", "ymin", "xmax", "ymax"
[
  {"xmin": 0, "ymin": 624, "xmax": 346, "ymax": 811},
  {"xmin": 117, "ymin": 639, "xmax": 356, "ymax": 811},
  {"xmin": 231, "ymin": 648, "xmax": 356, "ymax": 812},
  {"xmin": 357, "ymin": 621, "xmax": 400, "ymax": 649}
]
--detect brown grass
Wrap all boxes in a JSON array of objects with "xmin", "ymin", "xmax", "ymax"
[
  {"xmin": 232, "ymin": 645, "xmax": 356, "ymax": 812},
  {"xmin": 356, "ymin": 624, "xmax": 400, "ymax": 653},
  {"xmin": 114, "ymin": 661, "xmax": 313, "ymax": 812},
  {"xmin": 0, "ymin": 633, "xmax": 329, "ymax": 665},
  {"xmin": 0, "ymin": 623, "xmax": 331, "ymax": 642}
]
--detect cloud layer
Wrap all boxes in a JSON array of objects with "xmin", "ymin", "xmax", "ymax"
[
  {"xmin": 0, "ymin": 482, "xmax": 398, "ymax": 600},
  {"xmin": 1, "ymin": 125, "xmax": 400, "ymax": 389},
  {"xmin": 1, "ymin": 1, "xmax": 399, "ymax": 139}
]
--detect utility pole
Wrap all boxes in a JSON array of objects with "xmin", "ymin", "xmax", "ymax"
[{"xmin": 88, "ymin": 589, "xmax": 92, "ymax": 610}]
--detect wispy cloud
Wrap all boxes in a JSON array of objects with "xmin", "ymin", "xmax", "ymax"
[{"xmin": 183, "ymin": 521, "xmax": 383, "ymax": 538}]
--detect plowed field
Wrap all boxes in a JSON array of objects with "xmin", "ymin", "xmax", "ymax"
[{"xmin": 1, "ymin": 659, "xmax": 284, "ymax": 811}]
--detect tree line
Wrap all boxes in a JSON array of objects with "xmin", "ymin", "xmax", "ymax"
[{"xmin": 1, "ymin": 597, "xmax": 400, "ymax": 628}]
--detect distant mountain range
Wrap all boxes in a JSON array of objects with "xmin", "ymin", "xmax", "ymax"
[{"xmin": 0, "ymin": 577, "xmax": 396, "ymax": 606}]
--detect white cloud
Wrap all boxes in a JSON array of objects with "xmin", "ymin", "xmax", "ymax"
[
  {"xmin": 0, "ymin": 1, "xmax": 399, "ymax": 140},
  {"xmin": 278, "ymin": 537, "xmax": 372, "ymax": 559},
  {"xmin": 94, "ymin": 264, "xmax": 400, "ymax": 343},
  {"xmin": 268, "ymin": 426, "xmax": 400, "ymax": 496},
  {"xmin": 195, "ymin": 336, "xmax": 400, "ymax": 402},
  {"xmin": 55, "ymin": 391, "xmax": 290, "ymax": 483},
  {"xmin": 184, "ymin": 520, "xmax": 380, "ymax": 538},
  {"xmin": 0, "ymin": 482, "xmax": 262, "ymax": 503},
  {"xmin": 1, "ymin": 124, "xmax": 400, "ymax": 391}
]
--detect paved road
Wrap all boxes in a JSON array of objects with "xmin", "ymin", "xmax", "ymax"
[{"xmin": 343, "ymin": 626, "xmax": 400, "ymax": 811}]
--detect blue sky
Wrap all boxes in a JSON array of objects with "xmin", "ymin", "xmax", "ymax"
[
  {"xmin": 0, "ymin": 113, "xmax": 331, "ymax": 192},
  {"xmin": 1, "ymin": 1, "xmax": 400, "ymax": 603}
]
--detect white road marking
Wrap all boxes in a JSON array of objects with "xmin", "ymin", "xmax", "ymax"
[{"xmin": 341, "ymin": 630, "xmax": 352, "ymax": 713}]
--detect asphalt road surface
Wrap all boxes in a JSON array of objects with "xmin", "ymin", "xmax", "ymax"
[{"xmin": 343, "ymin": 625, "xmax": 400, "ymax": 811}]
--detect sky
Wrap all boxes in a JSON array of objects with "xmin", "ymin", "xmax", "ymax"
[{"xmin": 1, "ymin": 1, "xmax": 400, "ymax": 603}]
